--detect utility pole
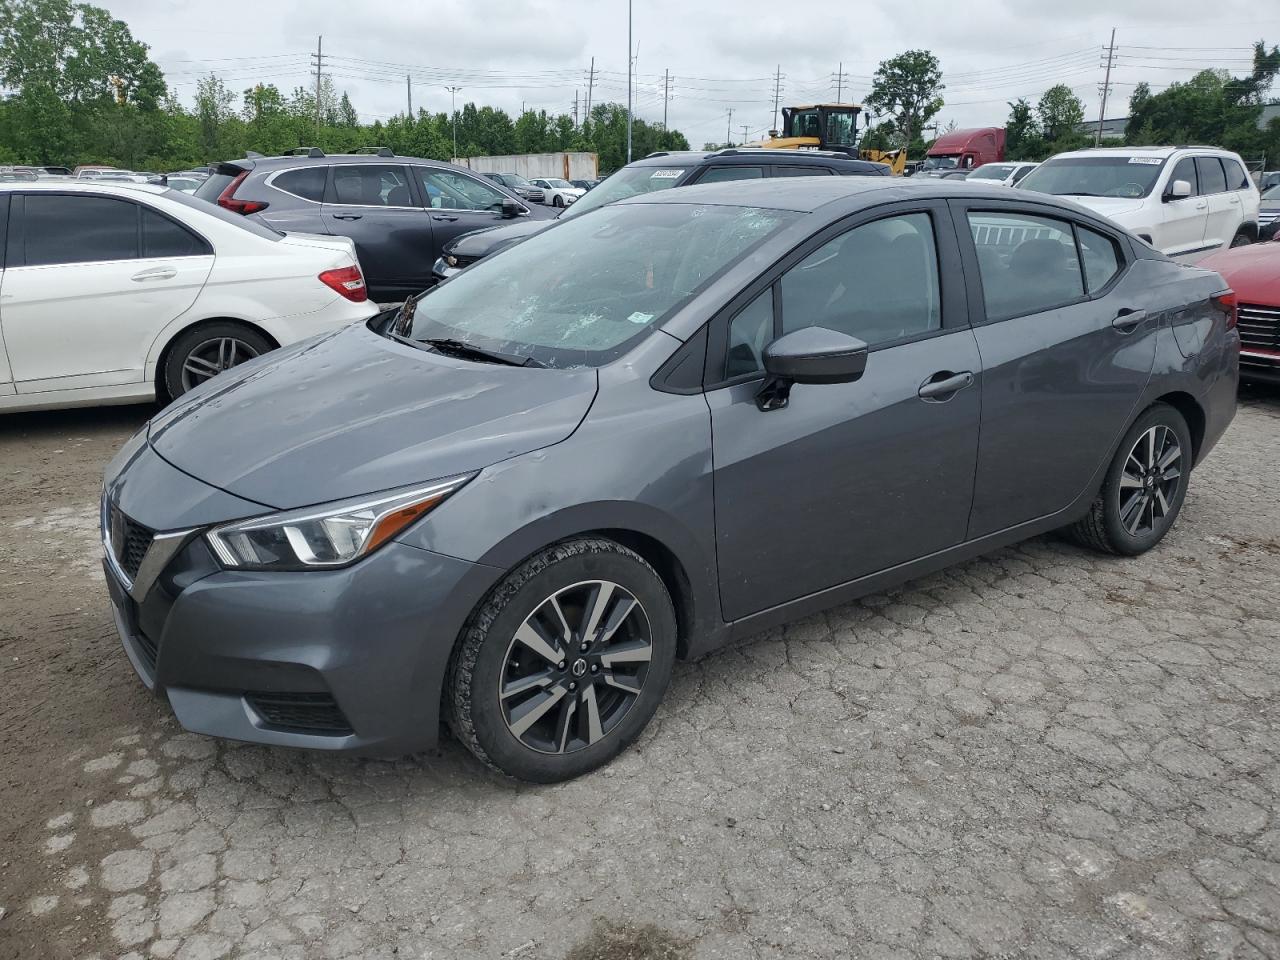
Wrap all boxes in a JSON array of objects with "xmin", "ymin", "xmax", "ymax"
[
  {"xmin": 444, "ymin": 85, "xmax": 461, "ymax": 160},
  {"xmin": 573, "ymin": 90, "xmax": 579, "ymax": 128},
  {"xmin": 626, "ymin": 0, "xmax": 633, "ymax": 163},
  {"xmin": 662, "ymin": 68, "xmax": 670, "ymax": 131},
  {"xmin": 585, "ymin": 56, "xmax": 596, "ymax": 123},
  {"xmin": 726, "ymin": 107, "xmax": 733, "ymax": 147},
  {"xmin": 311, "ymin": 35, "xmax": 323, "ymax": 141},
  {"xmin": 406, "ymin": 74, "xmax": 412, "ymax": 117},
  {"xmin": 741, "ymin": 123, "xmax": 750, "ymax": 145},
  {"xmin": 1096, "ymin": 28, "xmax": 1117, "ymax": 147},
  {"xmin": 771, "ymin": 64, "xmax": 782, "ymax": 133},
  {"xmin": 835, "ymin": 61, "xmax": 844, "ymax": 104}
]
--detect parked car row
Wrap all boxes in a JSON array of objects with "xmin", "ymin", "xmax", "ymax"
[{"xmin": 98, "ymin": 174, "xmax": 1240, "ymax": 781}]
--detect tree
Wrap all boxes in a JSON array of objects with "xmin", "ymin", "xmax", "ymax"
[
  {"xmin": 865, "ymin": 49, "xmax": 944, "ymax": 149},
  {"xmin": 1005, "ymin": 98, "xmax": 1039, "ymax": 157},
  {"xmin": 338, "ymin": 92, "xmax": 358, "ymax": 128},
  {"xmin": 1037, "ymin": 84, "xmax": 1085, "ymax": 142}
]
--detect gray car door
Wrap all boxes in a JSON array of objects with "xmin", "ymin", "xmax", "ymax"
[
  {"xmin": 954, "ymin": 200, "xmax": 1157, "ymax": 538},
  {"xmin": 320, "ymin": 163, "xmax": 433, "ymax": 299},
  {"xmin": 708, "ymin": 202, "xmax": 982, "ymax": 622},
  {"xmin": 412, "ymin": 167, "xmax": 518, "ymax": 256}
]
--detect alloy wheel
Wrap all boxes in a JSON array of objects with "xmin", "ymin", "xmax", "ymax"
[
  {"xmin": 180, "ymin": 337, "xmax": 261, "ymax": 392},
  {"xmin": 499, "ymin": 580, "xmax": 652, "ymax": 755},
  {"xmin": 1118, "ymin": 425, "xmax": 1182, "ymax": 537}
]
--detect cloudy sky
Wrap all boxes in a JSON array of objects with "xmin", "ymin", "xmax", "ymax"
[{"xmin": 108, "ymin": 0, "xmax": 1280, "ymax": 146}]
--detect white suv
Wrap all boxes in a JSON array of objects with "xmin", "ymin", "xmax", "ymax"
[{"xmin": 1018, "ymin": 146, "xmax": 1261, "ymax": 257}]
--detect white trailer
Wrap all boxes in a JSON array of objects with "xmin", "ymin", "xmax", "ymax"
[{"xmin": 454, "ymin": 152, "xmax": 599, "ymax": 181}]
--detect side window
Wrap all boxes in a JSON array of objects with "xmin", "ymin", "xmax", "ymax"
[
  {"xmin": 725, "ymin": 288, "xmax": 774, "ymax": 379},
  {"xmin": 698, "ymin": 166, "xmax": 764, "ymax": 183},
  {"xmin": 774, "ymin": 166, "xmax": 831, "ymax": 177},
  {"xmin": 329, "ymin": 165, "xmax": 412, "ymax": 206},
  {"xmin": 1169, "ymin": 157, "xmax": 1198, "ymax": 196},
  {"xmin": 1225, "ymin": 159, "xmax": 1251, "ymax": 191},
  {"xmin": 967, "ymin": 212, "xmax": 1084, "ymax": 321},
  {"xmin": 1077, "ymin": 226, "xmax": 1123, "ymax": 294},
  {"xmin": 418, "ymin": 170, "xmax": 506, "ymax": 211},
  {"xmin": 23, "ymin": 194, "xmax": 139, "ymax": 266},
  {"xmin": 272, "ymin": 167, "xmax": 327, "ymax": 202},
  {"xmin": 141, "ymin": 207, "xmax": 209, "ymax": 258},
  {"xmin": 1196, "ymin": 157, "xmax": 1227, "ymax": 195},
  {"xmin": 780, "ymin": 212, "xmax": 941, "ymax": 345}
]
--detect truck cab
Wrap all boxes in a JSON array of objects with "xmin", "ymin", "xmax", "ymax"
[{"xmin": 921, "ymin": 127, "xmax": 1006, "ymax": 175}]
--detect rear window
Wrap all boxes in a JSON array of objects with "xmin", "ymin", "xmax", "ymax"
[
  {"xmin": 194, "ymin": 167, "xmax": 241, "ymax": 203},
  {"xmin": 1196, "ymin": 157, "xmax": 1227, "ymax": 195},
  {"xmin": 165, "ymin": 189, "xmax": 282, "ymax": 241},
  {"xmin": 142, "ymin": 207, "xmax": 210, "ymax": 257},
  {"xmin": 272, "ymin": 167, "xmax": 327, "ymax": 202}
]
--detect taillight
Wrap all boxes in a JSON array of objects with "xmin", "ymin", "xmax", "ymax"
[
  {"xmin": 318, "ymin": 265, "xmax": 367, "ymax": 302},
  {"xmin": 216, "ymin": 171, "xmax": 269, "ymax": 215},
  {"xmin": 1212, "ymin": 289, "xmax": 1237, "ymax": 330}
]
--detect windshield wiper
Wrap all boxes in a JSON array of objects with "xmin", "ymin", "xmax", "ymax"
[
  {"xmin": 418, "ymin": 337, "xmax": 546, "ymax": 368},
  {"xmin": 1058, "ymin": 191, "xmax": 1103, "ymax": 197}
]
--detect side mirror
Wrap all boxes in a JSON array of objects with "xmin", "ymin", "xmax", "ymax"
[
  {"xmin": 500, "ymin": 198, "xmax": 522, "ymax": 218},
  {"xmin": 757, "ymin": 327, "xmax": 868, "ymax": 411},
  {"xmin": 1165, "ymin": 179, "xmax": 1192, "ymax": 201}
]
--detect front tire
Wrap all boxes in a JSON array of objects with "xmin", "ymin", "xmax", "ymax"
[
  {"xmin": 1065, "ymin": 403, "xmax": 1192, "ymax": 556},
  {"xmin": 447, "ymin": 538, "xmax": 677, "ymax": 782},
  {"xmin": 552, "ymin": 195, "xmax": 564, "ymax": 208},
  {"xmin": 162, "ymin": 322, "xmax": 272, "ymax": 401},
  {"xmin": 1230, "ymin": 230, "xmax": 1252, "ymax": 248}
]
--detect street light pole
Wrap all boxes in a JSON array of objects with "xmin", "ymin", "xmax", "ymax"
[
  {"xmin": 626, "ymin": 0, "xmax": 633, "ymax": 163},
  {"xmin": 444, "ymin": 85, "xmax": 461, "ymax": 160}
]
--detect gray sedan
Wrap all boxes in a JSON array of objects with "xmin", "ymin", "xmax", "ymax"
[{"xmin": 102, "ymin": 177, "xmax": 1239, "ymax": 782}]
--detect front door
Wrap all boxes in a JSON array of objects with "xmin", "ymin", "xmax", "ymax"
[
  {"xmin": 412, "ymin": 167, "xmax": 520, "ymax": 262},
  {"xmin": 320, "ymin": 163, "xmax": 432, "ymax": 299},
  {"xmin": 1, "ymin": 192, "xmax": 211, "ymax": 391},
  {"xmin": 1160, "ymin": 156, "xmax": 1210, "ymax": 256},
  {"xmin": 957, "ymin": 203, "xmax": 1157, "ymax": 537},
  {"xmin": 709, "ymin": 205, "xmax": 982, "ymax": 622}
]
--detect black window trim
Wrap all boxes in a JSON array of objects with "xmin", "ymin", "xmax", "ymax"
[
  {"xmin": 951, "ymin": 198, "xmax": 1133, "ymax": 327},
  {"xmin": 702, "ymin": 198, "xmax": 967, "ymax": 391},
  {"xmin": 1194, "ymin": 155, "xmax": 1229, "ymax": 197},
  {"xmin": 1167, "ymin": 155, "xmax": 1199, "ymax": 198}
]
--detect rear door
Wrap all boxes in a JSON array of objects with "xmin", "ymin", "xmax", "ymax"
[
  {"xmin": 1160, "ymin": 156, "xmax": 1209, "ymax": 255},
  {"xmin": 1195, "ymin": 156, "xmax": 1235, "ymax": 250},
  {"xmin": 0, "ymin": 194, "xmax": 12, "ymax": 396},
  {"xmin": 771, "ymin": 165, "xmax": 833, "ymax": 177},
  {"xmin": 1, "ymin": 192, "xmax": 212, "ymax": 391},
  {"xmin": 956, "ymin": 201, "xmax": 1156, "ymax": 537},
  {"xmin": 412, "ymin": 167, "xmax": 516, "ymax": 257},
  {"xmin": 320, "ymin": 163, "xmax": 430, "ymax": 299}
]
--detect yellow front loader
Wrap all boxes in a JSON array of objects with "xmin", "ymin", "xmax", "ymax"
[{"xmin": 759, "ymin": 104, "xmax": 907, "ymax": 176}]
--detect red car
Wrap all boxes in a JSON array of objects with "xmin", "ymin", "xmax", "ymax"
[{"xmin": 1200, "ymin": 240, "xmax": 1280, "ymax": 385}]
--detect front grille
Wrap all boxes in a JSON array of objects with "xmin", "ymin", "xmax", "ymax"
[
  {"xmin": 245, "ymin": 692, "xmax": 353, "ymax": 736},
  {"xmin": 1238, "ymin": 303, "xmax": 1280, "ymax": 353},
  {"xmin": 109, "ymin": 505, "xmax": 154, "ymax": 581}
]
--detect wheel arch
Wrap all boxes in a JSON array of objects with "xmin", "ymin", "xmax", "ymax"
[
  {"xmin": 152, "ymin": 317, "xmax": 281, "ymax": 400},
  {"xmin": 1148, "ymin": 390, "xmax": 1206, "ymax": 465}
]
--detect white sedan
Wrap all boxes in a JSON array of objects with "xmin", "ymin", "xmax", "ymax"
[
  {"xmin": 0, "ymin": 182, "xmax": 377, "ymax": 414},
  {"xmin": 529, "ymin": 178, "xmax": 585, "ymax": 208},
  {"xmin": 965, "ymin": 162, "xmax": 1039, "ymax": 187}
]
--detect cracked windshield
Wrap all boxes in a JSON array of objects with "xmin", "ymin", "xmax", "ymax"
[{"xmin": 405, "ymin": 202, "xmax": 797, "ymax": 366}]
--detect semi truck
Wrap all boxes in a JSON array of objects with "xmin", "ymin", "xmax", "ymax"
[{"xmin": 920, "ymin": 128, "xmax": 1006, "ymax": 175}]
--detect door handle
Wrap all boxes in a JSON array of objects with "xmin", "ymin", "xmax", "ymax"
[
  {"xmin": 917, "ymin": 370, "xmax": 974, "ymax": 401},
  {"xmin": 1195, "ymin": 202, "xmax": 1207, "ymax": 210},
  {"xmin": 332, "ymin": 214, "xmax": 362, "ymax": 221},
  {"xmin": 1112, "ymin": 308, "xmax": 1147, "ymax": 333},
  {"xmin": 131, "ymin": 267, "xmax": 177, "ymax": 282},
  {"xmin": 431, "ymin": 214, "xmax": 460, "ymax": 222}
]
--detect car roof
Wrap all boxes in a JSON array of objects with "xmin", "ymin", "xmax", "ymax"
[
  {"xmin": 228, "ymin": 153, "xmax": 456, "ymax": 172},
  {"xmin": 0, "ymin": 180, "xmax": 170, "ymax": 197},
  {"xmin": 632, "ymin": 148, "xmax": 882, "ymax": 168},
  {"xmin": 1050, "ymin": 145, "xmax": 1239, "ymax": 160},
  {"xmin": 616, "ymin": 175, "xmax": 1059, "ymax": 214}
]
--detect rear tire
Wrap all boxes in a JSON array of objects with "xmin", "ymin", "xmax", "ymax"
[
  {"xmin": 162, "ymin": 322, "xmax": 272, "ymax": 401},
  {"xmin": 446, "ymin": 537, "xmax": 677, "ymax": 782},
  {"xmin": 1065, "ymin": 403, "xmax": 1192, "ymax": 556}
]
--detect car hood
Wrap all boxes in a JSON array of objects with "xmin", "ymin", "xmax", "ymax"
[
  {"xmin": 147, "ymin": 324, "xmax": 598, "ymax": 510},
  {"xmin": 447, "ymin": 218, "xmax": 552, "ymax": 259},
  {"xmin": 1056, "ymin": 195, "xmax": 1147, "ymax": 219},
  {"xmin": 1198, "ymin": 243, "xmax": 1280, "ymax": 304}
]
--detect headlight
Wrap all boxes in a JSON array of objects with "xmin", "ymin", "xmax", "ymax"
[{"xmin": 206, "ymin": 475, "xmax": 472, "ymax": 571}]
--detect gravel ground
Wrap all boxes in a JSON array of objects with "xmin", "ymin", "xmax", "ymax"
[{"xmin": 1, "ymin": 389, "xmax": 1278, "ymax": 960}]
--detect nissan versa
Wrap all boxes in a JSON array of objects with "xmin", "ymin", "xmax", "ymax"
[{"xmin": 102, "ymin": 178, "xmax": 1239, "ymax": 782}]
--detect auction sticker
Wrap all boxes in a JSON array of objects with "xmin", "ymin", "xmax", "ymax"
[
  {"xmin": 1128, "ymin": 157, "xmax": 1163, "ymax": 164},
  {"xmin": 650, "ymin": 169, "xmax": 683, "ymax": 179}
]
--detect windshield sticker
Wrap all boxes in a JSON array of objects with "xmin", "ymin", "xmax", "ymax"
[
  {"xmin": 1128, "ymin": 157, "xmax": 1163, "ymax": 165},
  {"xmin": 627, "ymin": 312, "xmax": 655, "ymax": 325},
  {"xmin": 650, "ymin": 169, "xmax": 682, "ymax": 179}
]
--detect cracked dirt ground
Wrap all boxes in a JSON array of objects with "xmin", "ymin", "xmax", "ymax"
[{"xmin": 2, "ymin": 391, "xmax": 1279, "ymax": 960}]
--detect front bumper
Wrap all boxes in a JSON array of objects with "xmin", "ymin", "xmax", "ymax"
[{"xmin": 102, "ymin": 446, "xmax": 498, "ymax": 754}]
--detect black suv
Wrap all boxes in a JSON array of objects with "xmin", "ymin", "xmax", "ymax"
[
  {"xmin": 195, "ymin": 148, "xmax": 554, "ymax": 301},
  {"xmin": 432, "ymin": 148, "xmax": 890, "ymax": 281}
]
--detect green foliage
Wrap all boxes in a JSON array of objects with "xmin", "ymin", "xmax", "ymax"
[
  {"xmin": 1005, "ymin": 98, "xmax": 1039, "ymax": 157},
  {"xmin": 1037, "ymin": 84, "xmax": 1085, "ymax": 142},
  {"xmin": 865, "ymin": 49, "xmax": 944, "ymax": 148},
  {"xmin": 0, "ymin": 0, "xmax": 687, "ymax": 173},
  {"xmin": 1125, "ymin": 43, "xmax": 1280, "ymax": 162}
]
